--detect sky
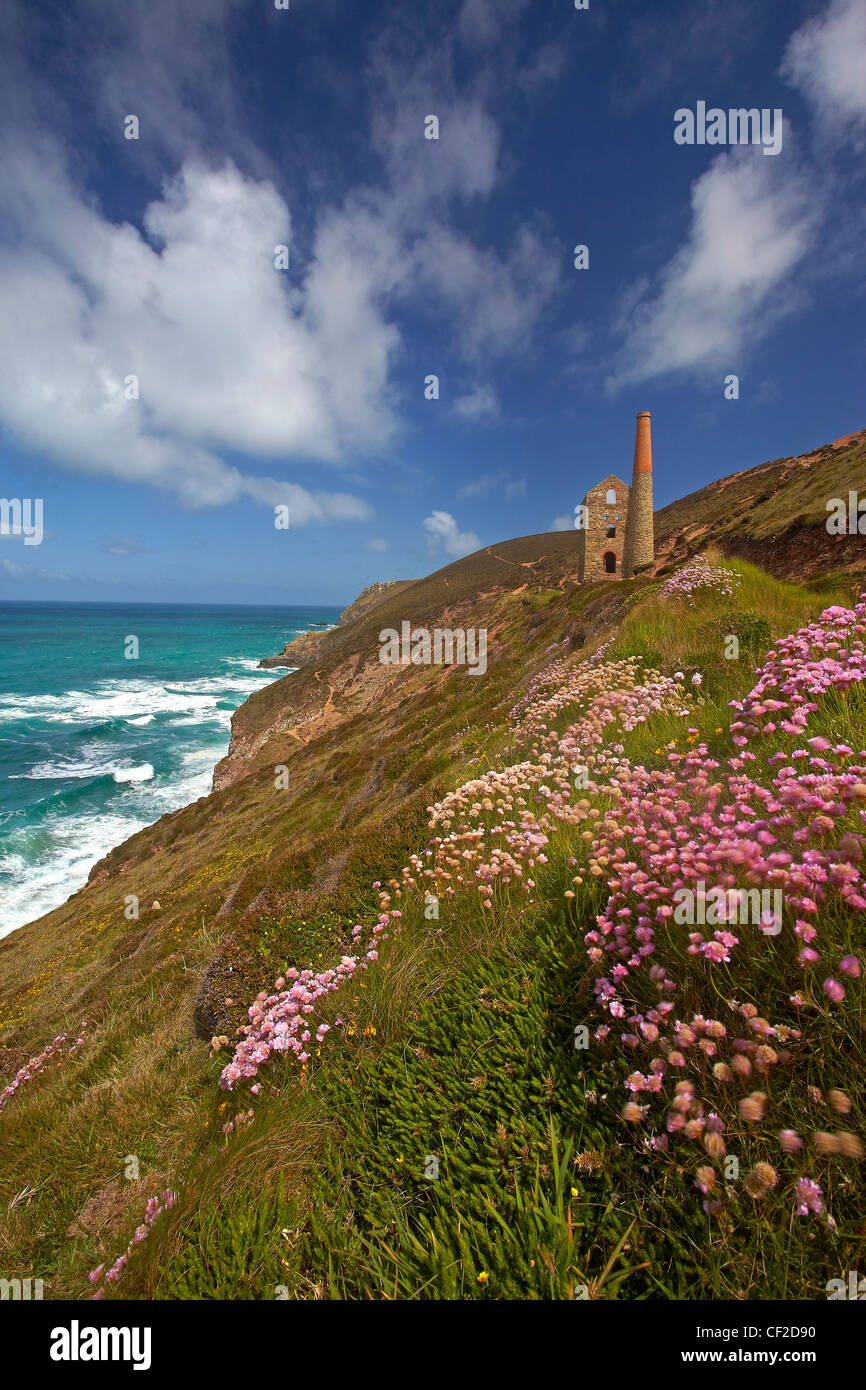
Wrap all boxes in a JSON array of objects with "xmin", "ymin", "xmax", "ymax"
[{"xmin": 0, "ymin": 0, "xmax": 864, "ymax": 607}]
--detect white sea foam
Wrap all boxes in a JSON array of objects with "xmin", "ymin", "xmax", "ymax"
[
  {"xmin": 223, "ymin": 657, "xmax": 276, "ymax": 673},
  {"xmin": 11, "ymin": 757, "xmax": 119, "ymax": 781},
  {"xmin": 0, "ymin": 809, "xmax": 150, "ymax": 939},
  {"xmin": 0, "ymin": 674, "xmax": 280, "ymax": 726},
  {"xmin": 164, "ymin": 674, "xmax": 274, "ymax": 695},
  {"xmin": 112, "ymin": 763, "xmax": 154, "ymax": 783},
  {"xmin": 167, "ymin": 709, "xmax": 233, "ymax": 729},
  {"xmin": 0, "ymin": 684, "xmax": 217, "ymax": 724},
  {"xmin": 0, "ymin": 763, "xmax": 216, "ymax": 937},
  {"xmin": 0, "ymin": 658, "xmax": 284, "ymax": 936}
]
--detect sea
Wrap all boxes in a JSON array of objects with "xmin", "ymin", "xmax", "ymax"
[{"xmin": 0, "ymin": 602, "xmax": 340, "ymax": 939}]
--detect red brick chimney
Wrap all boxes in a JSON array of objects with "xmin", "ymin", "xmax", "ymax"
[{"xmin": 623, "ymin": 411, "xmax": 654, "ymax": 576}]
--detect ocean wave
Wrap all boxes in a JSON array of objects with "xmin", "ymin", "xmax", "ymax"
[
  {"xmin": 223, "ymin": 657, "xmax": 278, "ymax": 673},
  {"xmin": 163, "ymin": 674, "xmax": 275, "ymax": 696},
  {"xmin": 112, "ymin": 763, "xmax": 154, "ymax": 783},
  {"xmin": 0, "ymin": 674, "xmax": 278, "ymax": 725},
  {"xmin": 0, "ymin": 809, "xmax": 150, "ymax": 939},
  {"xmin": 0, "ymin": 685, "xmax": 218, "ymax": 724},
  {"xmin": 167, "ymin": 709, "xmax": 233, "ymax": 729},
  {"xmin": 11, "ymin": 755, "xmax": 155, "ymax": 784},
  {"xmin": 0, "ymin": 650, "xmax": 286, "ymax": 936},
  {"xmin": 11, "ymin": 755, "xmax": 128, "ymax": 781}
]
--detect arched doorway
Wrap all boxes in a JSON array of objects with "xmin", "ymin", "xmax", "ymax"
[{"xmin": 603, "ymin": 551, "xmax": 616, "ymax": 574}]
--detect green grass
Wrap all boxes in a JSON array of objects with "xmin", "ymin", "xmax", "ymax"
[{"xmin": 0, "ymin": 556, "xmax": 862, "ymax": 1300}]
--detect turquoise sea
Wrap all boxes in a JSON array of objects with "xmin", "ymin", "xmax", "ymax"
[{"xmin": 0, "ymin": 602, "xmax": 339, "ymax": 938}]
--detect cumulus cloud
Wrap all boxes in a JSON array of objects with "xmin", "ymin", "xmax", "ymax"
[
  {"xmin": 781, "ymin": 0, "xmax": 866, "ymax": 135},
  {"xmin": 413, "ymin": 223, "xmax": 560, "ymax": 362},
  {"xmin": 422, "ymin": 510, "xmax": 481, "ymax": 558},
  {"xmin": 607, "ymin": 147, "xmax": 816, "ymax": 389},
  {"xmin": 0, "ymin": 2, "xmax": 567, "ymax": 519},
  {"xmin": 0, "ymin": 149, "xmax": 386, "ymax": 517},
  {"xmin": 550, "ymin": 514, "xmax": 574, "ymax": 532},
  {"xmin": 453, "ymin": 385, "xmax": 500, "ymax": 422},
  {"xmin": 606, "ymin": 0, "xmax": 866, "ymax": 393},
  {"xmin": 363, "ymin": 12, "xmax": 563, "ymax": 360}
]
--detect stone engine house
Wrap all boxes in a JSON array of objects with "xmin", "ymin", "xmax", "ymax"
[{"xmin": 575, "ymin": 411, "xmax": 655, "ymax": 582}]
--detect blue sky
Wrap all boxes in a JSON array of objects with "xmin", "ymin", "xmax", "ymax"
[{"xmin": 0, "ymin": 0, "xmax": 864, "ymax": 607}]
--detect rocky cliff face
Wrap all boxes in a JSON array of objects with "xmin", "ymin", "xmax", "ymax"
[
  {"xmin": 337, "ymin": 580, "xmax": 411, "ymax": 626},
  {"xmin": 258, "ymin": 629, "xmax": 325, "ymax": 669},
  {"xmin": 258, "ymin": 580, "xmax": 415, "ymax": 670}
]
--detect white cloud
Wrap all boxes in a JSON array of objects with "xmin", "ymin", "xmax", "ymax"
[
  {"xmin": 453, "ymin": 385, "xmax": 500, "ymax": 422},
  {"xmin": 458, "ymin": 0, "xmax": 531, "ymax": 49},
  {"xmin": 550, "ymin": 515, "xmax": 573, "ymax": 532},
  {"xmin": 1, "ymin": 556, "xmax": 67, "ymax": 580},
  {"xmin": 422, "ymin": 510, "xmax": 481, "ymax": 558},
  {"xmin": 366, "ymin": 536, "xmax": 388, "ymax": 553},
  {"xmin": 363, "ymin": 18, "xmax": 563, "ymax": 360},
  {"xmin": 607, "ymin": 147, "xmax": 816, "ymax": 389},
  {"xmin": 606, "ymin": 1, "xmax": 866, "ymax": 394},
  {"xmin": 0, "ymin": 9, "xmax": 565, "ymax": 517},
  {"xmin": 518, "ymin": 40, "xmax": 570, "ymax": 95},
  {"xmin": 413, "ymin": 222, "xmax": 560, "ymax": 362},
  {"xmin": 0, "ymin": 0, "xmax": 569, "ymax": 523},
  {"xmin": 72, "ymin": 0, "xmax": 263, "ymax": 176},
  {"xmin": 459, "ymin": 469, "xmax": 506, "ymax": 497},
  {"xmin": 458, "ymin": 469, "xmax": 526, "ymax": 499},
  {"xmin": 782, "ymin": 0, "xmax": 866, "ymax": 134},
  {"xmin": 0, "ymin": 151, "xmax": 388, "ymax": 518}
]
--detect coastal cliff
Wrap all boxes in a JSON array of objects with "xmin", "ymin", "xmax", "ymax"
[
  {"xmin": 258, "ymin": 579, "xmax": 414, "ymax": 669},
  {"xmin": 0, "ymin": 427, "xmax": 864, "ymax": 1302}
]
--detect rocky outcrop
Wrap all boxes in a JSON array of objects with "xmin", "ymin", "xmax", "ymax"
[
  {"xmin": 258, "ymin": 629, "xmax": 324, "ymax": 669},
  {"xmin": 258, "ymin": 581, "xmax": 414, "ymax": 669},
  {"xmin": 338, "ymin": 580, "xmax": 411, "ymax": 626}
]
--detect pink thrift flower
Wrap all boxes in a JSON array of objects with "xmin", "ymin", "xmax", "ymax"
[
  {"xmin": 794, "ymin": 1178, "xmax": 824, "ymax": 1217},
  {"xmin": 778, "ymin": 1129, "xmax": 803, "ymax": 1153}
]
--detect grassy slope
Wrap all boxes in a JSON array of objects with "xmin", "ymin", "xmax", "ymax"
[
  {"xmin": 0, "ymin": 546, "xmax": 861, "ymax": 1299},
  {"xmin": 0, "ymin": 540, "xmax": 617, "ymax": 1291},
  {"xmin": 654, "ymin": 428, "xmax": 866, "ymax": 578}
]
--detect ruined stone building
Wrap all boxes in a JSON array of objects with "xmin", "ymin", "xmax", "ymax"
[{"xmin": 575, "ymin": 411, "xmax": 655, "ymax": 581}]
